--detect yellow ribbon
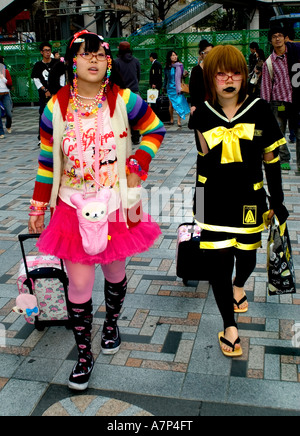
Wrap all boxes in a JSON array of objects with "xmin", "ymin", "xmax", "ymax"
[{"xmin": 203, "ymin": 123, "xmax": 255, "ymax": 164}]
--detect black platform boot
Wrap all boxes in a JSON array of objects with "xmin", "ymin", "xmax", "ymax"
[
  {"xmin": 68, "ymin": 299, "xmax": 94, "ymax": 391},
  {"xmin": 101, "ymin": 276, "xmax": 127, "ymax": 355}
]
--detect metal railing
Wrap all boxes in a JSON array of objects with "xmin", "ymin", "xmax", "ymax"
[{"xmin": 130, "ymin": 1, "xmax": 215, "ymax": 36}]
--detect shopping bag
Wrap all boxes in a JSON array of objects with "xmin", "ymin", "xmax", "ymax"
[
  {"xmin": 267, "ymin": 218, "xmax": 296, "ymax": 295},
  {"xmin": 147, "ymin": 89, "xmax": 159, "ymax": 103}
]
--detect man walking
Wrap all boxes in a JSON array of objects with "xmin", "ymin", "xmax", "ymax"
[
  {"xmin": 149, "ymin": 52, "xmax": 162, "ymax": 92},
  {"xmin": 31, "ymin": 42, "xmax": 58, "ymax": 140},
  {"xmin": 261, "ymin": 27, "xmax": 300, "ymax": 171}
]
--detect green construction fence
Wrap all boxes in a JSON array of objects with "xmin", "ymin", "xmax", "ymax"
[{"xmin": 0, "ymin": 29, "xmax": 299, "ymax": 104}]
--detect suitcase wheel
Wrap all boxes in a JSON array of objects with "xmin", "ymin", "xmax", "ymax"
[{"xmin": 35, "ymin": 321, "xmax": 45, "ymax": 331}]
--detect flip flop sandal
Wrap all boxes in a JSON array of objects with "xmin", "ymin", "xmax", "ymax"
[
  {"xmin": 233, "ymin": 294, "xmax": 248, "ymax": 313},
  {"xmin": 218, "ymin": 332, "xmax": 243, "ymax": 357}
]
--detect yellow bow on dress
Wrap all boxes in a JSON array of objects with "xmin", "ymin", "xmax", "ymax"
[{"xmin": 202, "ymin": 123, "xmax": 255, "ymax": 164}]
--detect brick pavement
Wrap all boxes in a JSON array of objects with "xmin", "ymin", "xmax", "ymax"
[{"xmin": 0, "ymin": 107, "xmax": 299, "ymax": 416}]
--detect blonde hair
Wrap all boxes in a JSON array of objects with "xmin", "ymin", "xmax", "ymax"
[{"xmin": 203, "ymin": 45, "xmax": 248, "ymax": 105}]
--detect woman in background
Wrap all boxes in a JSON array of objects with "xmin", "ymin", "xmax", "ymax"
[{"xmin": 164, "ymin": 51, "xmax": 190, "ymax": 127}]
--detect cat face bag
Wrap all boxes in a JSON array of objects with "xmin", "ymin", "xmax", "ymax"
[{"xmin": 70, "ymin": 189, "xmax": 111, "ymax": 256}]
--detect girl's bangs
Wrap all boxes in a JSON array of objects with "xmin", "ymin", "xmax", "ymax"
[
  {"xmin": 215, "ymin": 49, "xmax": 246, "ymax": 74},
  {"xmin": 79, "ymin": 34, "xmax": 105, "ymax": 53}
]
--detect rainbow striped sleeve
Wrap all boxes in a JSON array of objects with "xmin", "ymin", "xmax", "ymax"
[
  {"xmin": 32, "ymin": 95, "xmax": 57, "ymax": 202},
  {"xmin": 119, "ymin": 88, "xmax": 166, "ymax": 171}
]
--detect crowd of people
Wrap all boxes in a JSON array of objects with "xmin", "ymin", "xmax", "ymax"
[{"xmin": 2, "ymin": 26, "xmax": 297, "ymax": 389}]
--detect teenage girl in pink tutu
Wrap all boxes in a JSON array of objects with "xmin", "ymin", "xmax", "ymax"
[{"xmin": 28, "ymin": 30, "xmax": 166, "ymax": 390}]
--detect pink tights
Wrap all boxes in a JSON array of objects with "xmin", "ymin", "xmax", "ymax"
[{"xmin": 65, "ymin": 259, "xmax": 126, "ymax": 304}]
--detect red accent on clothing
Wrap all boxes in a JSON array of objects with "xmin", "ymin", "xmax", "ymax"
[
  {"xmin": 131, "ymin": 149, "xmax": 152, "ymax": 173},
  {"xmin": 5, "ymin": 70, "xmax": 12, "ymax": 88},
  {"xmin": 56, "ymin": 83, "xmax": 120, "ymax": 121}
]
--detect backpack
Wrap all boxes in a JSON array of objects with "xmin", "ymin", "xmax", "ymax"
[{"xmin": 266, "ymin": 55, "xmax": 273, "ymax": 82}]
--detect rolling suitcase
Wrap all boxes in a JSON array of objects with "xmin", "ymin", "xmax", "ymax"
[
  {"xmin": 155, "ymin": 95, "xmax": 170, "ymax": 122},
  {"xmin": 176, "ymin": 223, "xmax": 211, "ymax": 286},
  {"xmin": 16, "ymin": 234, "xmax": 70, "ymax": 331}
]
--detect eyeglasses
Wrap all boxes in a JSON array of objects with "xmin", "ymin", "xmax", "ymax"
[
  {"xmin": 272, "ymin": 34, "xmax": 284, "ymax": 40},
  {"xmin": 42, "ymin": 49, "xmax": 51, "ymax": 52},
  {"xmin": 215, "ymin": 72, "xmax": 243, "ymax": 83},
  {"xmin": 79, "ymin": 52, "xmax": 107, "ymax": 61}
]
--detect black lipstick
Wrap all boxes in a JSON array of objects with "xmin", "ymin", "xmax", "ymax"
[{"xmin": 224, "ymin": 87, "xmax": 236, "ymax": 93}]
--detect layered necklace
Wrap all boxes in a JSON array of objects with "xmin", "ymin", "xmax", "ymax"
[
  {"xmin": 70, "ymin": 54, "xmax": 114, "ymax": 189},
  {"xmin": 70, "ymin": 87, "xmax": 106, "ymax": 117}
]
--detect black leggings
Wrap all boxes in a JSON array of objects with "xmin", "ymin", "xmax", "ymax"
[{"xmin": 208, "ymin": 248, "xmax": 257, "ymax": 330}]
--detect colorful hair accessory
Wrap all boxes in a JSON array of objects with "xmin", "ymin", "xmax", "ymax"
[
  {"xmin": 70, "ymin": 30, "xmax": 110, "ymax": 49},
  {"xmin": 74, "ymin": 38, "xmax": 85, "ymax": 44},
  {"xmin": 70, "ymin": 30, "xmax": 90, "ymax": 47}
]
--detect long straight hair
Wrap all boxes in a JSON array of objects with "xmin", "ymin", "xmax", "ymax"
[{"xmin": 165, "ymin": 50, "xmax": 179, "ymax": 69}]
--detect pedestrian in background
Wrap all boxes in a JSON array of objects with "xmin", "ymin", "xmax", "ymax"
[
  {"xmin": 189, "ymin": 39, "xmax": 213, "ymax": 115},
  {"xmin": 149, "ymin": 52, "xmax": 162, "ymax": 92},
  {"xmin": 114, "ymin": 41, "xmax": 141, "ymax": 144},
  {"xmin": 149, "ymin": 52, "xmax": 162, "ymax": 114},
  {"xmin": 260, "ymin": 28, "xmax": 300, "ymax": 171},
  {"xmin": 47, "ymin": 56, "xmax": 67, "ymax": 96},
  {"xmin": 31, "ymin": 42, "xmax": 59, "ymax": 141},
  {"xmin": 0, "ymin": 55, "xmax": 13, "ymax": 139},
  {"xmin": 164, "ymin": 50, "xmax": 190, "ymax": 128}
]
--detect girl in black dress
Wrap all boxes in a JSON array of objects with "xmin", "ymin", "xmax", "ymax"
[{"xmin": 189, "ymin": 45, "xmax": 288, "ymax": 357}]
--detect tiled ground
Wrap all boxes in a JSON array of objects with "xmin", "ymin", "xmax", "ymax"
[{"xmin": 0, "ymin": 107, "xmax": 300, "ymax": 416}]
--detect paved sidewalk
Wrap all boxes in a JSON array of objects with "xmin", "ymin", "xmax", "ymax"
[{"xmin": 0, "ymin": 107, "xmax": 299, "ymax": 416}]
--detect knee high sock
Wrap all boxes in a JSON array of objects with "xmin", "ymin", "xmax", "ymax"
[
  {"xmin": 209, "ymin": 249, "xmax": 237, "ymax": 331},
  {"xmin": 103, "ymin": 276, "xmax": 127, "ymax": 335},
  {"xmin": 69, "ymin": 299, "xmax": 93, "ymax": 365},
  {"xmin": 233, "ymin": 249, "xmax": 257, "ymax": 288}
]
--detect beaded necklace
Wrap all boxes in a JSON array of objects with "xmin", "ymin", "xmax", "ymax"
[
  {"xmin": 70, "ymin": 54, "xmax": 114, "ymax": 188},
  {"xmin": 70, "ymin": 88, "xmax": 106, "ymax": 117}
]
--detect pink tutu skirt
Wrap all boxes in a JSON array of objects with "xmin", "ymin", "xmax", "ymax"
[{"xmin": 37, "ymin": 199, "xmax": 161, "ymax": 265}]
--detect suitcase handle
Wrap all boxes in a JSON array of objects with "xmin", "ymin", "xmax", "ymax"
[{"xmin": 18, "ymin": 233, "xmax": 66, "ymax": 276}]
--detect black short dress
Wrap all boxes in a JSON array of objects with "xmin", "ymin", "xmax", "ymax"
[{"xmin": 189, "ymin": 96, "xmax": 286, "ymax": 251}]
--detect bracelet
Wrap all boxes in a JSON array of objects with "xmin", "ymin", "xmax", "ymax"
[
  {"xmin": 126, "ymin": 158, "xmax": 148, "ymax": 181},
  {"xmin": 29, "ymin": 212, "xmax": 45, "ymax": 216},
  {"xmin": 29, "ymin": 206, "xmax": 47, "ymax": 211},
  {"xmin": 30, "ymin": 200, "xmax": 48, "ymax": 207},
  {"xmin": 30, "ymin": 199, "xmax": 48, "ymax": 212}
]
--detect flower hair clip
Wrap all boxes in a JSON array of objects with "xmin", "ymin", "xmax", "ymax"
[{"xmin": 74, "ymin": 38, "xmax": 85, "ymax": 44}]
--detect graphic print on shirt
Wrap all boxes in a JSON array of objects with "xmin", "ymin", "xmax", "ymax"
[{"xmin": 61, "ymin": 109, "xmax": 119, "ymax": 192}]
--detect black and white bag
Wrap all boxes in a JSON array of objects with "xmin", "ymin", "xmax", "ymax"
[
  {"xmin": 267, "ymin": 219, "xmax": 296, "ymax": 296},
  {"xmin": 176, "ymin": 222, "xmax": 210, "ymax": 285}
]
